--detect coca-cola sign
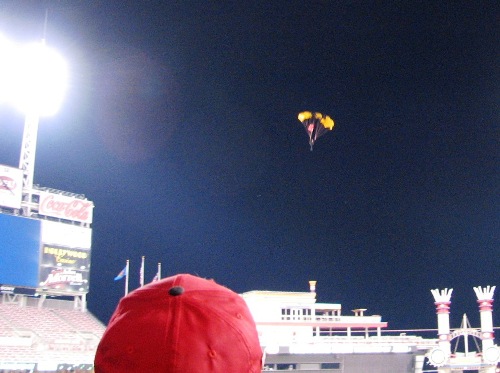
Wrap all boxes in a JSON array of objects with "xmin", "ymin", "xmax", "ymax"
[{"xmin": 39, "ymin": 191, "xmax": 94, "ymax": 224}]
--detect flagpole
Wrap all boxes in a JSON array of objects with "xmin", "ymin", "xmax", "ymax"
[
  {"xmin": 125, "ymin": 259, "xmax": 130, "ymax": 296},
  {"xmin": 140, "ymin": 256, "xmax": 145, "ymax": 287}
]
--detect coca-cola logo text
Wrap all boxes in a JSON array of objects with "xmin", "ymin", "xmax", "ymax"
[{"xmin": 40, "ymin": 194, "xmax": 93, "ymax": 222}]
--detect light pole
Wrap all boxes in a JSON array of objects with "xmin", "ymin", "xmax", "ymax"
[{"xmin": 0, "ymin": 36, "xmax": 67, "ymax": 215}]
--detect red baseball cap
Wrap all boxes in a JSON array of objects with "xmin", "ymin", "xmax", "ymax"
[{"xmin": 95, "ymin": 274, "xmax": 262, "ymax": 373}]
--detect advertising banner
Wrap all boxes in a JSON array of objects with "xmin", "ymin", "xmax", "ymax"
[
  {"xmin": 38, "ymin": 191, "xmax": 94, "ymax": 224},
  {"xmin": 38, "ymin": 267, "xmax": 89, "ymax": 293},
  {"xmin": 41, "ymin": 245, "xmax": 90, "ymax": 269},
  {"xmin": 39, "ymin": 244, "xmax": 90, "ymax": 293},
  {"xmin": 0, "ymin": 165, "xmax": 23, "ymax": 209}
]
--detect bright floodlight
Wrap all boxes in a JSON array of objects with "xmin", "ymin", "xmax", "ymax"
[{"xmin": 1, "ymin": 39, "xmax": 67, "ymax": 117}]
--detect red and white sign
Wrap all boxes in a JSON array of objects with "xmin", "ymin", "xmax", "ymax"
[
  {"xmin": 0, "ymin": 165, "xmax": 23, "ymax": 209},
  {"xmin": 39, "ymin": 191, "xmax": 94, "ymax": 224}
]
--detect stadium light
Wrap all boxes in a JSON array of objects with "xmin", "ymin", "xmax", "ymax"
[
  {"xmin": 0, "ymin": 37, "xmax": 67, "ymax": 116},
  {"xmin": 0, "ymin": 33, "xmax": 68, "ymax": 212}
]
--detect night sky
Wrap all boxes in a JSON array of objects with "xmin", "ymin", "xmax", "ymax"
[{"xmin": 0, "ymin": 1, "xmax": 498, "ymax": 335}]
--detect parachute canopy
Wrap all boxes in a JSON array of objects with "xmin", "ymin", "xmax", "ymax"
[{"xmin": 297, "ymin": 111, "xmax": 335, "ymax": 150}]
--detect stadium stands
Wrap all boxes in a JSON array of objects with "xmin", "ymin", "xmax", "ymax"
[{"xmin": 0, "ymin": 296, "xmax": 105, "ymax": 372}]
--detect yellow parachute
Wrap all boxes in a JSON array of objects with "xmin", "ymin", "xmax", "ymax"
[{"xmin": 297, "ymin": 111, "xmax": 335, "ymax": 150}]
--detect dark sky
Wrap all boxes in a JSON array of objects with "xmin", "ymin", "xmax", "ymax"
[{"xmin": 0, "ymin": 1, "xmax": 498, "ymax": 334}]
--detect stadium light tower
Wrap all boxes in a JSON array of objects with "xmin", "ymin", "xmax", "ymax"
[{"xmin": 0, "ymin": 35, "xmax": 67, "ymax": 215}]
